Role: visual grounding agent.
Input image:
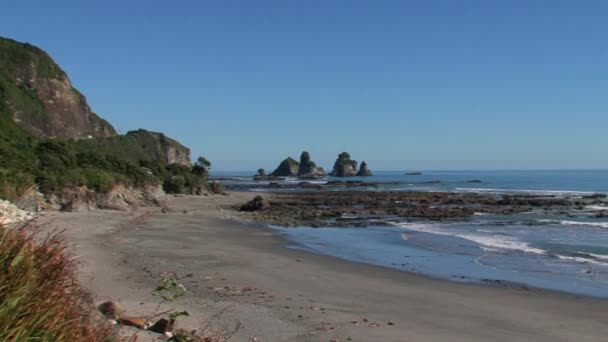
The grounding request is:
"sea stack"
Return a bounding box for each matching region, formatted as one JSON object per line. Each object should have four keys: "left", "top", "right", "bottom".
{"left": 297, "top": 151, "right": 327, "bottom": 179}
{"left": 270, "top": 157, "right": 300, "bottom": 177}
{"left": 329, "top": 152, "right": 358, "bottom": 177}
{"left": 357, "top": 161, "right": 373, "bottom": 176}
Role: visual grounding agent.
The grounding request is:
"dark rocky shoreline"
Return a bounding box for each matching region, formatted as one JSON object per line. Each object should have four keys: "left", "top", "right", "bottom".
{"left": 236, "top": 190, "right": 608, "bottom": 228}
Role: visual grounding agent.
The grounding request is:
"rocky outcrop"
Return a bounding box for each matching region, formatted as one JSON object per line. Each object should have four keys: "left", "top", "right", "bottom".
{"left": 239, "top": 195, "right": 271, "bottom": 212}
{"left": 253, "top": 168, "right": 283, "bottom": 181}
{"left": 48, "top": 185, "right": 166, "bottom": 212}
{"left": 0, "top": 37, "right": 116, "bottom": 139}
{"left": 297, "top": 151, "right": 326, "bottom": 179}
{"left": 329, "top": 152, "right": 358, "bottom": 177}
{"left": 356, "top": 161, "right": 373, "bottom": 176}
{"left": 270, "top": 157, "right": 299, "bottom": 177}
{"left": 125, "top": 129, "right": 191, "bottom": 165}
{"left": 0, "top": 199, "right": 34, "bottom": 225}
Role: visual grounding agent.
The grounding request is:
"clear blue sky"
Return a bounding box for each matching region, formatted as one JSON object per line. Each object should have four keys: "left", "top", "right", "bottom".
{"left": 2, "top": 1, "right": 607, "bottom": 171}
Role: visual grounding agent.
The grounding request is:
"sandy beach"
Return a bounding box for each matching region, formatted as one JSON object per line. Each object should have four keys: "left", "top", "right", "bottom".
{"left": 41, "top": 192, "right": 608, "bottom": 341}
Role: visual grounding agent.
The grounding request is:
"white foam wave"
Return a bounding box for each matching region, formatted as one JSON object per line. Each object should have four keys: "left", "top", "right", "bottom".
{"left": 455, "top": 188, "right": 597, "bottom": 196}
{"left": 587, "top": 253, "right": 608, "bottom": 260}
{"left": 537, "top": 219, "right": 608, "bottom": 229}
{"left": 393, "top": 222, "right": 546, "bottom": 255}
{"left": 586, "top": 205, "right": 608, "bottom": 211}
{"left": 561, "top": 221, "right": 608, "bottom": 228}
{"left": 556, "top": 255, "right": 608, "bottom": 266}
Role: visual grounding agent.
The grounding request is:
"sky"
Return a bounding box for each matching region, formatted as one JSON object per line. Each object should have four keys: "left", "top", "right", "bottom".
{"left": 2, "top": 1, "right": 607, "bottom": 171}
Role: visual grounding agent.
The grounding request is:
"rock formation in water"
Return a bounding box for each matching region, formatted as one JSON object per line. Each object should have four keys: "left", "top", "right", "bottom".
{"left": 270, "top": 157, "right": 300, "bottom": 177}
{"left": 356, "top": 161, "right": 373, "bottom": 176}
{"left": 297, "top": 151, "right": 327, "bottom": 179}
{"left": 329, "top": 152, "right": 358, "bottom": 177}
{"left": 254, "top": 168, "right": 283, "bottom": 181}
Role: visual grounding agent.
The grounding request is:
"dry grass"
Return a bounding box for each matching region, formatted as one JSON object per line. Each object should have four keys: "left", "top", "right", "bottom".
{"left": 0, "top": 222, "right": 115, "bottom": 341}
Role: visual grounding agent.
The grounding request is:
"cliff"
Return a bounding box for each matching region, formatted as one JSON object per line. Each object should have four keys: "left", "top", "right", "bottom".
{"left": 0, "top": 37, "right": 116, "bottom": 139}
{"left": 71, "top": 129, "right": 191, "bottom": 166}
{"left": 0, "top": 37, "right": 198, "bottom": 200}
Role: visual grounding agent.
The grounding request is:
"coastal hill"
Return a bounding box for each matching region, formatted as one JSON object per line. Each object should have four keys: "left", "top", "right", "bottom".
{"left": 0, "top": 37, "right": 116, "bottom": 139}
{"left": 0, "top": 37, "right": 199, "bottom": 202}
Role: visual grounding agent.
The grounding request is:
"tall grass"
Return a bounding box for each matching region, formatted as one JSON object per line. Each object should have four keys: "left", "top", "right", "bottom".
{"left": 0, "top": 223, "right": 115, "bottom": 341}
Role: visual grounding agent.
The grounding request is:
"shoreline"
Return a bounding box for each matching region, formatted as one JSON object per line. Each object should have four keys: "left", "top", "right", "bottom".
{"left": 45, "top": 192, "right": 608, "bottom": 341}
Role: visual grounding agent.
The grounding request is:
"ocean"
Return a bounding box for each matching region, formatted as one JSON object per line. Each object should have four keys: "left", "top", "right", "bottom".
{"left": 215, "top": 170, "right": 608, "bottom": 297}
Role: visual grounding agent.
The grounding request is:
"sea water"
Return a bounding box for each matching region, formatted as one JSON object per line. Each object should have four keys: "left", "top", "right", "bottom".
{"left": 216, "top": 170, "right": 608, "bottom": 297}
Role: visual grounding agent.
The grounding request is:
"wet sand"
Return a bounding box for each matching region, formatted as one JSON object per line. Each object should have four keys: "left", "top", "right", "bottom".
{"left": 43, "top": 193, "right": 608, "bottom": 341}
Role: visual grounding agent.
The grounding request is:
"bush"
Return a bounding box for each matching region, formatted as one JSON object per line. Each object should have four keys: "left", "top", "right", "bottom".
{"left": 80, "top": 168, "right": 115, "bottom": 193}
{"left": 0, "top": 224, "right": 115, "bottom": 341}
{"left": 164, "top": 175, "right": 185, "bottom": 194}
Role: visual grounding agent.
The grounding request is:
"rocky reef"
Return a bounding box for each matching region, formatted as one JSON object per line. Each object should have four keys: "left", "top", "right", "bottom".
{"left": 357, "top": 161, "right": 373, "bottom": 176}
{"left": 254, "top": 169, "right": 283, "bottom": 181}
{"left": 329, "top": 152, "right": 358, "bottom": 177}
{"left": 270, "top": 157, "right": 300, "bottom": 177}
{"left": 235, "top": 191, "right": 599, "bottom": 228}
{"left": 297, "top": 151, "right": 327, "bottom": 179}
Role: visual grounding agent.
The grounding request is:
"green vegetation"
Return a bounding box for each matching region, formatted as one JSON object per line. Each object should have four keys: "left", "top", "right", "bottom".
{"left": 0, "top": 37, "right": 66, "bottom": 80}
{"left": 0, "top": 117, "right": 209, "bottom": 198}
{"left": 0, "top": 36, "right": 208, "bottom": 199}
{"left": 0, "top": 37, "right": 63, "bottom": 138}
{"left": 0, "top": 224, "right": 115, "bottom": 341}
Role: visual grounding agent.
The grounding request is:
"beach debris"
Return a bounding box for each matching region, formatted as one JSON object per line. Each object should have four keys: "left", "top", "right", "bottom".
{"left": 387, "top": 321, "right": 396, "bottom": 326}
{"left": 148, "top": 318, "right": 173, "bottom": 334}
{"left": 117, "top": 316, "right": 150, "bottom": 329}
{"left": 98, "top": 301, "right": 122, "bottom": 320}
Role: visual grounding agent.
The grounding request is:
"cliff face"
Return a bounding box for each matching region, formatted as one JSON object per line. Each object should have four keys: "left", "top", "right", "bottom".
{"left": 0, "top": 37, "right": 116, "bottom": 139}
{"left": 125, "top": 129, "right": 191, "bottom": 165}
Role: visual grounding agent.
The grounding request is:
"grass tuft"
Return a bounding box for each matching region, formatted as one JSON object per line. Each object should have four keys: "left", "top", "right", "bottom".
{"left": 0, "top": 223, "right": 115, "bottom": 341}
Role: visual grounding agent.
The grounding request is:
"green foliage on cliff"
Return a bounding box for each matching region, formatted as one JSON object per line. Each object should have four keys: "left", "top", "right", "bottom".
{"left": 0, "top": 37, "right": 62, "bottom": 135}
{"left": 0, "top": 36, "right": 204, "bottom": 200}
{"left": 72, "top": 129, "right": 190, "bottom": 165}
{"left": 0, "top": 130, "right": 206, "bottom": 199}
{"left": 0, "top": 37, "right": 65, "bottom": 80}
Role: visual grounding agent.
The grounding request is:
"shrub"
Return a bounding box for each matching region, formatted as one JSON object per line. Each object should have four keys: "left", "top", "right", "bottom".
{"left": 164, "top": 175, "right": 185, "bottom": 194}
{"left": 0, "top": 223, "right": 115, "bottom": 341}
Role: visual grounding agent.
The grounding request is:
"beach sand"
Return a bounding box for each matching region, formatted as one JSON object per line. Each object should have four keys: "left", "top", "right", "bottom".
{"left": 41, "top": 192, "right": 608, "bottom": 341}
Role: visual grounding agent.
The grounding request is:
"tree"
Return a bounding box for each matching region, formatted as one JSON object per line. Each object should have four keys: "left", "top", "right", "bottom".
{"left": 196, "top": 157, "right": 211, "bottom": 170}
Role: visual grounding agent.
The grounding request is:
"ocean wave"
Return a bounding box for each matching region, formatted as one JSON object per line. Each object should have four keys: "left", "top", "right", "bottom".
{"left": 585, "top": 205, "right": 608, "bottom": 211}
{"left": 555, "top": 255, "right": 608, "bottom": 266}
{"left": 561, "top": 221, "right": 608, "bottom": 229}
{"left": 455, "top": 188, "right": 598, "bottom": 196}
{"left": 392, "top": 222, "right": 547, "bottom": 255}
{"left": 537, "top": 220, "right": 608, "bottom": 229}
